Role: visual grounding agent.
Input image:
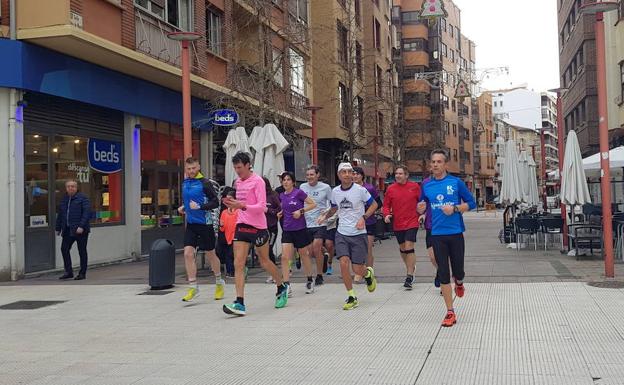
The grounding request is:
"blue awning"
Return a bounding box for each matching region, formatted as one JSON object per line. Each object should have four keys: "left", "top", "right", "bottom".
{"left": 0, "top": 39, "right": 213, "bottom": 129}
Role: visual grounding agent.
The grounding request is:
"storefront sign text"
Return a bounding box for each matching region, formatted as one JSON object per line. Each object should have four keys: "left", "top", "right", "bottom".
{"left": 88, "top": 139, "right": 122, "bottom": 173}
{"left": 212, "top": 109, "right": 239, "bottom": 126}
{"left": 67, "top": 163, "right": 90, "bottom": 183}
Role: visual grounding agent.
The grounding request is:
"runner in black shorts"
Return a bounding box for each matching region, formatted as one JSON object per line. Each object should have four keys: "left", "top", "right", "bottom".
{"left": 178, "top": 157, "right": 224, "bottom": 302}
{"left": 222, "top": 152, "right": 288, "bottom": 316}
{"left": 419, "top": 149, "right": 476, "bottom": 327}
{"left": 317, "top": 163, "right": 378, "bottom": 310}
{"left": 353, "top": 167, "right": 382, "bottom": 283}
{"left": 278, "top": 172, "right": 317, "bottom": 295}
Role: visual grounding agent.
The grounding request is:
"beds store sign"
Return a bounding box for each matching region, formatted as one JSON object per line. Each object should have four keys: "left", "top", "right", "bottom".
{"left": 88, "top": 139, "right": 122, "bottom": 173}
{"left": 213, "top": 109, "right": 239, "bottom": 126}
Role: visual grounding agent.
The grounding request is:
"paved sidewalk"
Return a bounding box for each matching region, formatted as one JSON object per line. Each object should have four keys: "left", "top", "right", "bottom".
{"left": 1, "top": 282, "right": 624, "bottom": 385}
{"left": 8, "top": 211, "right": 622, "bottom": 286}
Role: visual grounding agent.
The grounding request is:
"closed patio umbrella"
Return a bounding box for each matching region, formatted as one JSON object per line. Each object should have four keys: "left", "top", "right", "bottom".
{"left": 223, "top": 126, "right": 250, "bottom": 187}
{"left": 500, "top": 140, "right": 523, "bottom": 205}
{"left": 560, "top": 130, "right": 591, "bottom": 222}
{"left": 518, "top": 151, "right": 530, "bottom": 203}
{"left": 527, "top": 155, "right": 540, "bottom": 207}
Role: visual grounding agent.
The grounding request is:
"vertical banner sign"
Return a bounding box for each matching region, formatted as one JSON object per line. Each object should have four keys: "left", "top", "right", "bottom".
{"left": 88, "top": 139, "right": 123, "bottom": 173}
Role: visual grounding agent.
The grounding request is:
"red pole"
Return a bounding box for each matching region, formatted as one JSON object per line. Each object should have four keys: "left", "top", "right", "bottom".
{"left": 556, "top": 92, "right": 568, "bottom": 249}
{"left": 541, "top": 128, "right": 547, "bottom": 211}
{"left": 595, "top": 12, "right": 615, "bottom": 277}
{"left": 311, "top": 108, "right": 318, "bottom": 165}
{"left": 181, "top": 40, "right": 192, "bottom": 158}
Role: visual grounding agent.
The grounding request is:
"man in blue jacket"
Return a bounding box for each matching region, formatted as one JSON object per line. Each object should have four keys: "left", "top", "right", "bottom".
{"left": 56, "top": 180, "right": 91, "bottom": 280}
{"left": 418, "top": 149, "right": 476, "bottom": 327}
{"left": 177, "top": 157, "right": 224, "bottom": 302}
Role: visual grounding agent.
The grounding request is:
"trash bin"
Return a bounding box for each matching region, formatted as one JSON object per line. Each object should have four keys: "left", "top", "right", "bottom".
{"left": 149, "top": 239, "right": 175, "bottom": 290}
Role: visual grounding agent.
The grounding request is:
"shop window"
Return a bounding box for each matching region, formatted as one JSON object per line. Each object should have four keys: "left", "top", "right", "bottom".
{"left": 52, "top": 135, "right": 124, "bottom": 225}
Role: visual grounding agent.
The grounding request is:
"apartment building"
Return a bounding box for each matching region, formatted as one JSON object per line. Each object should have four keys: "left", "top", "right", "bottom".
{"left": 603, "top": 4, "right": 624, "bottom": 148}
{"left": 541, "top": 92, "right": 559, "bottom": 194}
{"left": 557, "top": 0, "right": 597, "bottom": 157}
{"left": 472, "top": 92, "right": 496, "bottom": 203}
{"left": 392, "top": 0, "right": 476, "bottom": 184}
{"left": 0, "top": 0, "right": 312, "bottom": 279}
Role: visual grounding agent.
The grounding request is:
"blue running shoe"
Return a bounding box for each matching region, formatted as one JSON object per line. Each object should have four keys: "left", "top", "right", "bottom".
{"left": 223, "top": 302, "right": 246, "bottom": 316}
{"left": 326, "top": 265, "right": 333, "bottom": 275}
{"left": 434, "top": 276, "right": 441, "bottom": 288}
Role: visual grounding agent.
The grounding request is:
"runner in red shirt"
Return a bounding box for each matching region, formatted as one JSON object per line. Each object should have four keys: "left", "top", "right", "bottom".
{"left": 382, "top": 165, "right": 421, "bottom": 289}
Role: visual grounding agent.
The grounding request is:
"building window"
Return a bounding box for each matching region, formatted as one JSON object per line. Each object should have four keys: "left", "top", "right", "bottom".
{"left": 441, "top": 18, "right": 447, "bottom": 32}
{"left": 450, "top": 49, "right": 455, "bottom": 63}
{"left": 356, "top": 96, "right": 364, "bottom": 135}
{"left": 465, "top": 152, "right": 471, "bottom": 164}
{"left": 377, "top": 112, "right": 384, "bottom": 144}
{"left": 135, "top": 0, "right": 193, "bottom": 30}
{"left": 452, "top": 149, "right": 458, "bottom": 161}
{"left": 452, "top": 100, "right": 456, "bottom": 112}
{"left": 620, "top": 62, "right": 624, "bottom": 104}
{"left": 449, "top": 24, "right": 454, "bottom": 37}
{"left": 441, "top": 43, "right": 447, "bottom": 57}
{"left": 355, "top": 0, "right": 361, "bottom": 26}
{"left": 444, "top": 121, "right": 450, "bottom": 134}
{"left": 206, "top": 8, "right": 222, "bottom": 55}
{"left": 374, "top": 18, "right": 381, "bottom": 50}
{"left": 356, "top": 42, "right": 363, "bottom": 80}
{"left": 402, "top": 38, "right": 427, "bottom": 51}
{"left": 289, "top": 0, "right": 308, "bottom": 23}
{"left": 376, "top": 65, "right": 383, "bottom": 97}
{"left": 500, "top": 100, "right": 503, "bottom": 107}
{"left": 401, "top": 11, "right": 421, "bottom": 24}
{"left": 272, "top": 47, "right": 284, "bottom": 86}
{"left": 339, "top": 82, "right": 348, "bottom": 127}
{"left": 452, "top": 123, "right": 457, "bottom": 136}
{"left": 289, "top": 48, "right": 305, "bottom": 95}
{"left": 337, "top": 21, "right": 349, "bottom": 65}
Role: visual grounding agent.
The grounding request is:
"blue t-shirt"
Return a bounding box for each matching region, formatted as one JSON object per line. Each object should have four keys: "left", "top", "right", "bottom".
{"left": 421, "top": 174, "right": 476, "bottom": 236}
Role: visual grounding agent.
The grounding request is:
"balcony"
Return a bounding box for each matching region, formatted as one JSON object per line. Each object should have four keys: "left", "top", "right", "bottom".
{"left": 135, "top": 10, "right": 202, "bottom": 73}
{"left": 288, "top": 91, "right": 311, "bottom": 121}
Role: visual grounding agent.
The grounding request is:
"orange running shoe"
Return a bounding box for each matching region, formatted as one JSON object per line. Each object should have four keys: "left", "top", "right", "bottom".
{"left": 442, "top": 311, "right": 457, "bottom": 327}
{"left": 454, "top": 280, "right": 465, "bottom": 298}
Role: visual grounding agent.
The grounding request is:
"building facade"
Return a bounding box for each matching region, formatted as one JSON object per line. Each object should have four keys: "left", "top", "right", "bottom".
{"left": 0, "top": 0, "right": 312, "bottom": 279}
{"left": 392, "top": 0, "right": 476, "bottom": 184}
{"left": 472, "top": 93, "right": 496, "bottom": 204}
{"left": 557, "top": 0, "right": 598, "bottom": 157}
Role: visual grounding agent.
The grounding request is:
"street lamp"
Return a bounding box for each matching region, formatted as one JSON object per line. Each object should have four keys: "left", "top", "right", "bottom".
{"left": 167, "top": 31, "right": 202, "bottom": 158}
{"left": 580, "top": 1, "right": 618, "bottom": 278}
{"left": 303, "top": 105, "right": 323, "bottom": 165}
{"left": 549, "top": 86, "right": 569, "bottom": 251}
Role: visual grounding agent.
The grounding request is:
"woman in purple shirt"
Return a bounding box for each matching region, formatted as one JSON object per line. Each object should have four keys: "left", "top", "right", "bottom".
{"left": 277, "top": 172, "right": 317, "bottom": 295}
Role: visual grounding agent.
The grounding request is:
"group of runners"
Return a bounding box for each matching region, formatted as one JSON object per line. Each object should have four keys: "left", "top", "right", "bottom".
{"left": 178, "top": 148, "right": 475, "bottom": 327}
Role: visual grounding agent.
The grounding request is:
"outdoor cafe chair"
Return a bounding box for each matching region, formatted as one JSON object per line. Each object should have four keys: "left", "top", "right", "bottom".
{"left": 515, "top": 217, "right": 541, "bottom": 251}
{"left": 540, "top": 217, "right": 564, "bottom": 251}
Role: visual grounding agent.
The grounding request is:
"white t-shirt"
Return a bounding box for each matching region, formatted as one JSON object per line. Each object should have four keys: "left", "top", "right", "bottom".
{"left": 300, "top": 182, "right": 332, "bottom": 228}
{"left": 331, "top": 183, "right": 373, "bottom": 236}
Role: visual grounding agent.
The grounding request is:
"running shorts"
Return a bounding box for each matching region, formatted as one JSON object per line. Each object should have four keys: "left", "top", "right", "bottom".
{"left": 335, "top": 233, "right": 368, "bottom": 265}
{"left": 282, "top": 228, "right": 313, "bottom": 249}
{"left": 307, "top": 226, "right": 327, "bottom": 240}
{"left": 184, "top": 223, "right": 216, "bottom": 251}
{"left": 430, "top": 233, "right": 465, "bottom": 285}
{"left": 395, "top": 227, "right": 418, "bottom": 245}
{"left": 233, "top": 224, "right": 269, "bottom": 247}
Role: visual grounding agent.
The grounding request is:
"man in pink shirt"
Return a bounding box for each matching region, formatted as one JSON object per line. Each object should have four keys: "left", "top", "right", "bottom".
{"left": 222, "top": 152, "right": 288, "bottom": 316}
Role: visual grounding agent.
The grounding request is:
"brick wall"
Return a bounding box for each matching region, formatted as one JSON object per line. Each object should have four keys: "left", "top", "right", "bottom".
{"left": 1, "top": 0, "right": 9, "bottom": 26}
{"left": 121, "top": 0, "right": 135, "bottom": 49}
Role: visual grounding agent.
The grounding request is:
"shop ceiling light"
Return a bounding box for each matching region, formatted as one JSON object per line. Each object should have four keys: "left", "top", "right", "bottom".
{"left": 52, "top": 148, "right": 59, "bottom": 153}
{"left": 74, "top": 139, "right": 80, "bottom": 144}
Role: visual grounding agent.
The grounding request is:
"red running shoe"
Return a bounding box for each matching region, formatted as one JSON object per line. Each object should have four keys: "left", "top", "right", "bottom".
{"left": 454, "top": 280, "right": 465, "bottom": 298}
{"left": 442, "top": 311, "right": 457, "bottom": 327}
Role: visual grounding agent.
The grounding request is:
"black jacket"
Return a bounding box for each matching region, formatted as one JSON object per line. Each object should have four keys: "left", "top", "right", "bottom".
{"left": 56, "top": 192, "right": 91, "bottom": 236}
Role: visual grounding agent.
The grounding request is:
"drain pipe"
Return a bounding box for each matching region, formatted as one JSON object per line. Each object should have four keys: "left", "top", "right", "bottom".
{"left": 8, "top": 89, "right": 19, "bottom": 280}
{"left": 10, "top": 0, "right": 16, "bottom": 39}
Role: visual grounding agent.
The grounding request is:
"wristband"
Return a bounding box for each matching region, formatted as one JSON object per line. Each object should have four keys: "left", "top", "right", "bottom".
{"left": 453, "top": 205, "right": 460, "bottom": 213}
{"left": 299, "top": 209, "right": 305, "bottom": 215}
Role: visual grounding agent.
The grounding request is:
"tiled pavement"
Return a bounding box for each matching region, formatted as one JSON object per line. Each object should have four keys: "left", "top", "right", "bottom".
{"left": 1, "top": 281, "right": 623, "bottom": 385}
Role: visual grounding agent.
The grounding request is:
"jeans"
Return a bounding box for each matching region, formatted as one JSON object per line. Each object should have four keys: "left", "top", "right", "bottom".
{"left": 61, "top": 232, "right": 89, "bottom": 276}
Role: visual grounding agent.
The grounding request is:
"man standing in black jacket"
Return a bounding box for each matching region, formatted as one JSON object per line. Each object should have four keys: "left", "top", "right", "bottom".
{"left": 55, "top": 180, "right": 91, "bottom": 280}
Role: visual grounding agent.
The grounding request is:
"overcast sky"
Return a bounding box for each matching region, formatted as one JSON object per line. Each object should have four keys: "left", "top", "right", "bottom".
{"left": 452, "top": 0, "right": 560, "bottom": 93}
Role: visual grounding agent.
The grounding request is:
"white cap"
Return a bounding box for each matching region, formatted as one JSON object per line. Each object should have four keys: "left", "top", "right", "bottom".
{"left": 337, "top": 162, "right": 353, "bottom": 172}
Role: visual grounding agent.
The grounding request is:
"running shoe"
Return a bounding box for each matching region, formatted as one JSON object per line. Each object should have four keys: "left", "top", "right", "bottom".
{"left": 275, "top": 285, "right": 288, "bottom": 308}
{"left": 441, "top": 311, "right": 457, "bottom": 327}
{"left": 454, "top": 280, "right": 465, "bottom": 298}
{"left": 326, "top": 265, "right": 333, "bottom": 275}
{"left": 223, "top": 302, "right": 246, "bottom": 316}
{"left": 182, "top": 287, "right": 199, "bottom": 302}
{"left": 434, "top": 276, "right": 441, "bottom": 288}
{"left": 305, "top": 280, "right": 315, "bottom": 294}
{"left": 265, "top": 276, "right": 275, "bottom": 284}
{"left": 403, "top": 276, "right": 413, "bottom": 290}
{"left": 315, "top": 275, "right": 324, "bottom": 286}
{"left": 214, "top": 281, "right": 225, "bottom": 300}
{"left": 322, "top": 253, "right": 329, "bottom": 273}
{"left": 287, "top": 283, "right": 293, "bottom": 298}
{"left": 343, "top": 296, "right": 359, "bottom": 310}
{"left": 295, "top": 256, "right": 302, "bottom": 270}
{"left": 365, "top": 267, "right": 377, "bottom": 293}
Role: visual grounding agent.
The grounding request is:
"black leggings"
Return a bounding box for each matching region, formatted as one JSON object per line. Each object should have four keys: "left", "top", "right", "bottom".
{"left": 431, "top": 234, "right": 465, "bottom": 285}
{"left": 268, "top": 226, "right": 278, "bottom": 264}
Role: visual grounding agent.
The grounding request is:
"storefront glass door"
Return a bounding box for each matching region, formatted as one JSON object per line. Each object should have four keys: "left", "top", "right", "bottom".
{"left": 24, "top": 132, "right": 55, "bottom": 272}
